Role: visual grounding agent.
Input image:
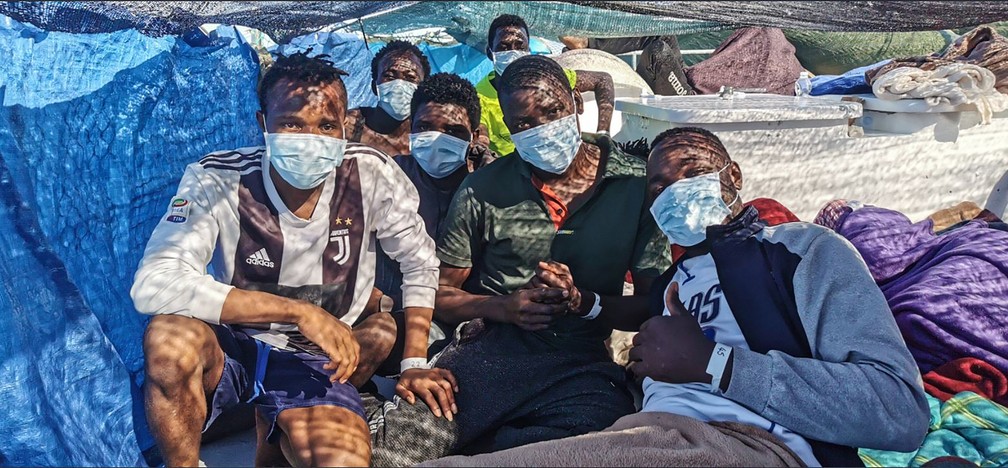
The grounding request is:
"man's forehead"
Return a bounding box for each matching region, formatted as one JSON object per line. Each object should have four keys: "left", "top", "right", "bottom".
{"left": 496, "top": 26, "right": 528, "bottom": 40}
{"left": 417, "top": 102, "right": 470, "bottom": 126}
{"left": 381, "top": 52, "right": 421, "bottom": 71}
{"left": 267, "top": 79, "right": 345, "bottom": 114}
{"left": 504, "top": 82, "right": 568, "bottom": 102}
{"left": 650, "top": 143, "right": 725, "bottom": 171}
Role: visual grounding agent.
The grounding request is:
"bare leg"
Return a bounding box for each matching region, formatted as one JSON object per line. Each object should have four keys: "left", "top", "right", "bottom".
{"left": 254, "top": 312, "right": 394, "bottom": 466}
{"left": 255, "top": 407, "right": 291, "bottom": 467}
{"left": 143, "top": 315, "right": 225, "bottom": 467}
{"left": 276, "top": 406, "right": 371, "bottom": 467}
{"left": 349, "top": 311, "right": 396, "bottom": 388}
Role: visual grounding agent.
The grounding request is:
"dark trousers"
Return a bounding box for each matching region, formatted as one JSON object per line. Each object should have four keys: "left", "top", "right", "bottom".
{"left": 367, "top": 320, "right": 635, "bottom": 466}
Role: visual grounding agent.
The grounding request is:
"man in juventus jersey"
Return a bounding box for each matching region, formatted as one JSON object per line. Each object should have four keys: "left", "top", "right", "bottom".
{"left": 131, "top": 52, "right": 449, "bottom": 467}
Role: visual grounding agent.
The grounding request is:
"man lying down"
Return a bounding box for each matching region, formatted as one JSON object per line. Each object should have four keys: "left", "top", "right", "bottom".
{"left": 421, "top": 127, "right": 930, "bottom": 467}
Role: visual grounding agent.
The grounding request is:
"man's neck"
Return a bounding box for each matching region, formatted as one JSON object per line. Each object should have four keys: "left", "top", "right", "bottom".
{"left": 430, "top": 165, "right": 469, "bottom": 192}
{"left": 363, "top": 107, "right": 410, "bottom": 136}
{"left": 269, "top": 166, "right": 324, "bottom": 220}
{"left": 533, "top": 142, "right": 604, "bottom": 205}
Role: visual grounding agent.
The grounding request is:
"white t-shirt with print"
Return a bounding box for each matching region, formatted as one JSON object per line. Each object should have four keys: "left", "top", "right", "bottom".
{"left": 641, "top": 253, "right": 820, "bottom": 466}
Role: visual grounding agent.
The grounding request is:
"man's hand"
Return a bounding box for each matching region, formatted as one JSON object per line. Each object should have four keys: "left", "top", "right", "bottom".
{"left": 467, "top": 142, "right": 498, "bottom": 171}
{"left": 396, "top": 368, "right": 460, "bottom": 421}
{"left": 559, "top": 35, "right": 589, "bottom": 51}
{"left": 496, "top": 287, "right": 569, "bottom": 331}
{"left": 527, "top": 261, "right": 588, "bottom": 316}
{"left": 628, "top": 283, "right": 715, "bottom": 385}
{"left": 296, "top": 305, "right": 361, "bottom": 385}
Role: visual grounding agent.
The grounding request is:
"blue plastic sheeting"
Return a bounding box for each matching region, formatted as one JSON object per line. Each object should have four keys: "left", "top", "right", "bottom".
{"left": 273, "top": 31, "right": 379, "bottom": 110}
{"left": 0, "top": 14, "right": 262, "bottom": 465}
{"left": 369, "top": 41, "right": 494, "bottom": 86}
{"left": 279, "top": 33, "right": 494, "bottom": 105}
{"left": 810, "top": 60, "right": 892, "bottom": 96}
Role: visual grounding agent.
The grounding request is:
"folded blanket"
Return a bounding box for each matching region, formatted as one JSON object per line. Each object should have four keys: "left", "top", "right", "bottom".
{"left": 869, "top": 27, "right": 1008, "bottom": 94}
{"left": 831, "top": 206, "right": 1008, "bottom": 376}
{"left": 860, "top": 392, "right": 1008, "bottom": 467}
{"left": 927, "top": 202, "right": 984, "bottom": 233}
{"left": 924, "top": 358, "right": 1008, "bottom": 407}
{"left": 419, "top": 412, "right": 804, "bottom": 467}
{"left": 870, "top": 63, "right": 1008, "bottom": 123}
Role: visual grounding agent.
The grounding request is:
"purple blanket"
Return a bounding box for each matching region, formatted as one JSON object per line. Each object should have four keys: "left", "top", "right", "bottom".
{"left": 834, "top": 207, "right": 1008, "bottom": 375}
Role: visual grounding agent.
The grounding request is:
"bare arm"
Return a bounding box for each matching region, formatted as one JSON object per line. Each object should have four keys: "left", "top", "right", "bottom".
{"left": 435, "top": 264, "right": 568, "bottom": 329}
{"left": 219, "top": 288, "right": 360, "bottom": 384}
{"left": 434, "top": 265, "right": 510, "bottom": 326}
{"left": 531, "top": 261, "right": 654, "bottom": 332}
{"left": 574, "top": 70, "right": 615, "bottom": 133}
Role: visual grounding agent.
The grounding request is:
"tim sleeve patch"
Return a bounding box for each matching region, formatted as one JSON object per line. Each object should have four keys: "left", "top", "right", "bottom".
{"left": 166, "top": 197, "right": 190, "bottom": 223}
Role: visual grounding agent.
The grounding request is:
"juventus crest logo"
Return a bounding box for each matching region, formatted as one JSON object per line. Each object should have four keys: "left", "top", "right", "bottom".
{"left": 330, "top": 229, "right": 351, "bottom": 265}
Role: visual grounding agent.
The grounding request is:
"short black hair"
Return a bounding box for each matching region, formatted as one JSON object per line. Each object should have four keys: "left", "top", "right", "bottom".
{"left": 258, "top": 51, "right": 348, "bottom": 112}
{"left": 498, "top": 55, "right": 570, "bottom": 98}
{"left": 410, "top": 73, "right": 481, "bottom": 130}
{"left": 650, "top": 127, "right": 731, "bottom": 165}
{"left": 370, "top": 40, "right": 431, "bottom": 82}
{"left": 487, "top": 14, "right": 529, "bottom": 50}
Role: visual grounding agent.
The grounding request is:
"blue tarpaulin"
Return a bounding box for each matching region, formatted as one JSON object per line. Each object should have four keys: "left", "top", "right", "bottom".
{"left": 0, "top": 15, "right": 263, "bottom": 465}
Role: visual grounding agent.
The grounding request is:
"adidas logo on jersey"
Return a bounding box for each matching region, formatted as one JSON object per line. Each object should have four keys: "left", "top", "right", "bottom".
{"left": 246, "top": 248, "right": 275, "bottom": 268}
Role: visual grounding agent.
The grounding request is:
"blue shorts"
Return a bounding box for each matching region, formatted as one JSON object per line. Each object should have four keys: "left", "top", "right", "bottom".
{"left": 205, "top": 325, "right": 365, "bottom": 442}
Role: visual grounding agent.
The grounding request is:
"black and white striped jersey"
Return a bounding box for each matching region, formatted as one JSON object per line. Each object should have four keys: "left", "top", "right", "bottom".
{"left": 131, "top": 143, "right": 439, "bottom": 352}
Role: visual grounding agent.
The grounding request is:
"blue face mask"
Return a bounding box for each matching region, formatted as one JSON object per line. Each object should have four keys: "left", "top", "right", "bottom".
{"left": 265, "top": 131, "right": 347, "bottom": 190}
{"left": 511, "top": 113, "right": 582, "bottom": 174}
{"left": 376, "top": 79, "right": 418, "bottom": 121}
{"left": 409, "top": 131, "right": 471, "bottom": 178}
{"left": 493, "top": 49, "right": 530, "bottom": 76}
{"left": 649, "top": 163, "right": 740, "bottom": 247}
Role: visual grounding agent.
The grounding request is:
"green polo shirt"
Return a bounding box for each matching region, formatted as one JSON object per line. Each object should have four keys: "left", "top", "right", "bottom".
{"left": 437, "top": 133, "right": 671, "bottom": 350}
{"left": 476, "top": 68, "right": 579, "bottom": 157}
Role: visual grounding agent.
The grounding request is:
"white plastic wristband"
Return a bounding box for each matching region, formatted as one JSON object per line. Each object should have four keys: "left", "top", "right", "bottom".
{"left": 400, "top": 357, "right": 430, "bottom": 374}
{"left": 706, "top": 343, "right": 732, "bottom": 394}
{"left": 581, "top": 292, "right": 602, "bottom": 320}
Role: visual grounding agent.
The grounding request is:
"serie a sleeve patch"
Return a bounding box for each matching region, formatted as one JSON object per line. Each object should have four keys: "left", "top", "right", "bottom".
{"left": 166, "top": 197, "right": 190, "bottom": 223}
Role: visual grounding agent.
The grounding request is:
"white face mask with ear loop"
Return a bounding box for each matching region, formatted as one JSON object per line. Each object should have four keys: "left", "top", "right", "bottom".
{"left": 376, "top": 79, "right": 418, "bottom": 121}
{"left": 264, "top": 127, "right": 348, "bottom": 190}
{"left": 510, "top": 92, "right": 583, "bottom": 174}
{"left": 409, "top": 130, "right": 471, "bottom": 178}
{"left": 649, "top": 162, "right": 742, "bottom": 247}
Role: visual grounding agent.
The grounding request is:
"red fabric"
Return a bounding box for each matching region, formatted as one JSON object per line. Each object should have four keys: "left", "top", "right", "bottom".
{"left": 748, "top": 197, "right": 800, "bottom": 225}
{"left": 922, "top": 357, "right": 1008, "bottom": 405}
{"left": 670, "top": 198, "right": 799, "bottom": 263}
{"left": 531, "top": 175, "right": 569, "bottom": 230}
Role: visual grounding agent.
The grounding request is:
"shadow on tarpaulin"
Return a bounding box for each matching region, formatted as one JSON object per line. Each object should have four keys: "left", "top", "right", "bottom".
{"left": 0, "top": 14, "right": 266, "bottom": 466}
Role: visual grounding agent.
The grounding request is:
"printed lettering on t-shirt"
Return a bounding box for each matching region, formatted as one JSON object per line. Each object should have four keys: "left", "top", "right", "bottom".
{"left": 685, "top": 284, "right": 722, "bottom": 324}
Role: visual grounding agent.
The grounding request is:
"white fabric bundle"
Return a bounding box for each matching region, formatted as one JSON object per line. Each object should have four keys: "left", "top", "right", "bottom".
{"left": 872, "top": 63, "right": 1008, "bottom": 123}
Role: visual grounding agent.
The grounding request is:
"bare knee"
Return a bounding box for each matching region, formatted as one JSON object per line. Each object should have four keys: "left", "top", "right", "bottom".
{"left": 143, "top": 315, "right": 219, "bottom": 390}
{"left": 278, "top": 406, "right": 371, "bottom": 467}
{"left": 354, "top": 312, "right": 397, "bottom": 360}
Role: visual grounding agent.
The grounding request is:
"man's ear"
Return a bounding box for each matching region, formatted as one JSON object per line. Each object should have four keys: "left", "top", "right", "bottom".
{"left": 729, "top": 161, "right": 743, "bottom": 192}
{"left": 486, "top": 46, "right": 494, "bottom": 61}
{"left": 371, "top": 78, "right": 378, "bottom": 96}
{"left": 573, "top": 91, "right": 584, "bottom": 115}
{"left": 256, "top": 111, "right": 266, "bottom": 132}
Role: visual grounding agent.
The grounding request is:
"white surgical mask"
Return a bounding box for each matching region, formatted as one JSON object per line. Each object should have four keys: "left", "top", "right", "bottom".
{"left": 410, "top": 131, "right": 471, "bottom": 178}
{"left": 493, "top": 49, "right": 530, "bottom": 76}
{"left": 376, "top": 79, "right": 417, "bottom": 121}
{"left": 649, "top": 163, "right": 740, "bottom": 247}
{"left": 265, "top": 131, "right": 347, "bottom": 190}
{"left": 511, "top": 113, "right": 582, "bottom": 174}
